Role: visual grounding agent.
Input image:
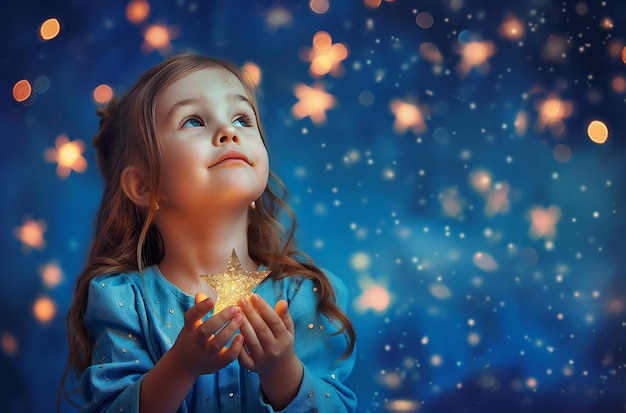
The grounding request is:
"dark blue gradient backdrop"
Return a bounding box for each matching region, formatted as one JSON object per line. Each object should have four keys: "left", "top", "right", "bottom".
{"left": 2, "top": 1, "right": 625, "bottom": 412}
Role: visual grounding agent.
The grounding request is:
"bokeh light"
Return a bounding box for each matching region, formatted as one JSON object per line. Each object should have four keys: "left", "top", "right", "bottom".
{"left": 291, "top": 82, "right": 336, "bottom": 124}
{"left": 415, "top": 12, "right": 434, "bottom": 29}
{"left": 93, "top": 84, "right": 113, "bottom": 104}
{"left": 44, "top": 135, "right": 88, "bottom": 178}
{"left": 142, "top": 24, "right": 176, "bottom": 54}
{"left": 302, "top": 31, "right": 349, "bottom": 78}
{"left": 587, "top": 120, "right": 609, "bottom": 144}
{"left": 2, "top": 1, "right": 626, "bottom": 412}
{"left": 498, "top": 14, "right": 525, "bottom": 40}
{"left": 126, "top": 0, "right": 150, "bottom": 24}
{"left": 241, "top": 62, "right": 261, "bottom": 88}
{"left": 39, "top": 18, "right": 60, "bottom": 40}
{"left": 33, "top": 296, "right": 56, "bottom": 324}
{"left": 14, "top": 217, "right": 46, "bottom": 251}
{"left": 390, "top": 98, "right": 426, "bottom": 134}
{"left": 12, "top": 79, "right": 31, "bottom": 102}
{"left": 458, "top": 40, "right": 496, "bottom": 76}
{"left": 1, "top": 333, "right": 18, "bottom": 356}
{"left": 309, "top": 0, "right": 329, "bottom": 14}
{"left": 40, "top": 262, "right": 63, "bottom": 288}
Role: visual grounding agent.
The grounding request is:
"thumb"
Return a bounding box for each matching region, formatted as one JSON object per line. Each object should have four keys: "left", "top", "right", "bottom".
{"left": 191, "top": 293, "right": 211, "bottom": 328}
{"left": 195, "top": 292, "right": 208, "bottom": 305}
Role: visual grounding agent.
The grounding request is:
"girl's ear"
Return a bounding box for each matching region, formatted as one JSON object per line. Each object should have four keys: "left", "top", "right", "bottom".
{"left": 121, "top": 166, "right": 151, "bottom": 207}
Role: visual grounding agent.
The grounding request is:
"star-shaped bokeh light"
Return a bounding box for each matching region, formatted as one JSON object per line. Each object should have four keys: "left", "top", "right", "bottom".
{"left": 536, "top": 94, "right": 573, "bottom": 136}
{"left": 199, "top": 250, "right": 271, "bottom": 313}
{"left": 291, "top": 82, "right": 336, "bottom": 124}
{"left": 390, "top": 98, "right": 426, "bottom": 134}
{"left": 14, "top": 217, "right": 47, "bottom": 251}
{"left": 458, "top": 40, "right": 496, "bottom": 76}
{"left": 301, "top": 31, "right": 349, "bottom": 77}
{"left": 528, "top": 205, "right": 561, "bottom": 240}
{"left": 44, "top": 135, "right": 87, "bottom": 179}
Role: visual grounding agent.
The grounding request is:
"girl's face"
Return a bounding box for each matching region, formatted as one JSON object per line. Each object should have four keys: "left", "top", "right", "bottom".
{"left": 154, "top": 67, "right": 269, "bottom": 215}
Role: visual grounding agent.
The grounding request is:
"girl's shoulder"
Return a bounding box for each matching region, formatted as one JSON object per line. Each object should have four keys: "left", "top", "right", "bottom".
{"left": 87, "top": 266, "right": 162, "bottom": 306}
{"left": 91, "top": 268, "right": 144, "bottom": 286}
{"left": 258, "top": 267, "right": 349, "bottom": 314}
{"left": 283, "top": 268, "right": 348, "bottom": 301}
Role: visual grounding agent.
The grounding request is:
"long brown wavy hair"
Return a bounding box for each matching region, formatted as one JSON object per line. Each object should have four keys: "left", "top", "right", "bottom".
{"left": 58, "top": 54, "right": 355, "bottom": 409}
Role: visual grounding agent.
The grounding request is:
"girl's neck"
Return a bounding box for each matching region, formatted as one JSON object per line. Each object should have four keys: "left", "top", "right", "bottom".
{"left": 155, "top": 209, "right": 256, "bottom": 295}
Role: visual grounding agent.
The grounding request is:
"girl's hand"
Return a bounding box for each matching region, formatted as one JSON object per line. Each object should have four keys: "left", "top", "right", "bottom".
{"left": 169, "top": 293, "right": 245, "bottom": 378}
{"left": 237, "top": 294, "right": 303, "bottom": 409}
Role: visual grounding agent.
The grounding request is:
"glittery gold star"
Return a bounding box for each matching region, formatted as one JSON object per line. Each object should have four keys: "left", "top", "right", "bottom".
{"left": 199, "top": 250, "right": 271, "bottom": 313}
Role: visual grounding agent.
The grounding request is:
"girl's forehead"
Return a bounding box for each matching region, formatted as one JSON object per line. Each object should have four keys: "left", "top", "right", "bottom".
{"left": 157, "top": 67, "right": 247, "bottom": 106}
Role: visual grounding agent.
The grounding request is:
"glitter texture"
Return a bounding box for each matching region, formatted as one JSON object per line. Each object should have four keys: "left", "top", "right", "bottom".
{"left": 199, "top": 249, "right": 271, "bottom": 313}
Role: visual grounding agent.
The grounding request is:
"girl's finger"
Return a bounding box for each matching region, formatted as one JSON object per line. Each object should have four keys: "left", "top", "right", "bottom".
{"left": 195, "top": 292, "right": 208, "bottom": 305}
{"left": 197, "top": 305, "right": 239, "bottom": 337}
{"left": 213, "top": 335, "right": 245, "bottom": 369}
{"left": 238, "top": 313, "right": 263, "bottom": 355}
{"left": 203, "top": 311, "right": 244, "bottom": 354}
{"left": 250, "top": 294, "right": 285, "bottom": 337}
{"left": 275, "top": 300, "right": 294, "bottom": 334}
{"left": 185, "top": 295, "right": 214, "bottom": 329}
{"left": 237, "top": 337, "right": 255, "bottom": 370}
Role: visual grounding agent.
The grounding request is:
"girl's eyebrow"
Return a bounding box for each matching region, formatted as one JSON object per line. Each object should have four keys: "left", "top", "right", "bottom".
{"left": 165, "top": 94, "right": 255, "bottom": 121}
{"left": 165, "top": 97, "right": 200, "bottom": 121}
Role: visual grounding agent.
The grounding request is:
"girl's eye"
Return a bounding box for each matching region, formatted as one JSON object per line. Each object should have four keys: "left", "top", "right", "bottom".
{"left": 182, "top": 117, "right": 203, "bottom": 128}
{"left": 232, "top": 115, "right": 251, "bottom": 127}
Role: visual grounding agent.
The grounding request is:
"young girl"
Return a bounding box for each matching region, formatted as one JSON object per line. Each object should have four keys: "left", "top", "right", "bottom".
{"left": 59, "top": 54, "right": 356, "bottom": 412}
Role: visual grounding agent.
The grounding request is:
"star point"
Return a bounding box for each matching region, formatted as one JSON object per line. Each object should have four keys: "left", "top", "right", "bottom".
{"left": 199, "top": 250, "right": 271, "bottom": 313}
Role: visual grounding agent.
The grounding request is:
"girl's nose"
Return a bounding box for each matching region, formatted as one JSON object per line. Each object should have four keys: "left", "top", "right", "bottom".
{"left": 214, "top": 124, "right": 240, "bottom": 145}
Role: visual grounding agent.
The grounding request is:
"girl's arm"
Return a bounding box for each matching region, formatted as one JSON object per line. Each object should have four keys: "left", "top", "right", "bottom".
{"left": 241, "top": 272, "right": 358, "bottom": 412}
{"left": 80, "top": 277, "right": 243, "bottom": 413}
{"left": 237, "top": 296, "right": 303, "bottom": 409}
{"left": 139, "top": 295, "right": 244, "bottom": 413}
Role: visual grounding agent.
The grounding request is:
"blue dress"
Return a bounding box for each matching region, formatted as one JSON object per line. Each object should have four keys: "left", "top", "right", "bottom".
{"left": 78, "top": 265, "right": 357, "bottom": 412}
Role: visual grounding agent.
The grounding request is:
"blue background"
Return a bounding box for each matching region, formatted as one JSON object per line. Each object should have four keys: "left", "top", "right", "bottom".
{"left": 1, "top": 0, "right": 625, "bottom": 412}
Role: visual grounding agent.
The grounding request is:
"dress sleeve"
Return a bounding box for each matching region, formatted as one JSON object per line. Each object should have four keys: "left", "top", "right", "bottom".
{"left": 78, "top": 274, "right": 152, "bottom": 413}
{"left": 259, "top": 270, "right": 358, "bottom": 412}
